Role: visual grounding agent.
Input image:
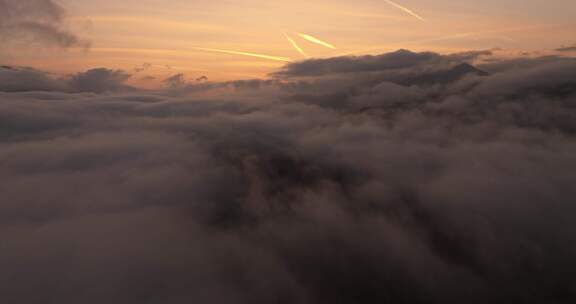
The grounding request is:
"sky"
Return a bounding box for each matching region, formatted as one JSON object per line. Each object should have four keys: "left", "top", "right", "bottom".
{"left": 1, "top": 0, "right": 575, "bottom": 85}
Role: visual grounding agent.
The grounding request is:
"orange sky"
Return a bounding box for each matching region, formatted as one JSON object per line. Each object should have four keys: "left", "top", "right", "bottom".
{"left": 3, "top": 0, "right": 576, "bottom": 86}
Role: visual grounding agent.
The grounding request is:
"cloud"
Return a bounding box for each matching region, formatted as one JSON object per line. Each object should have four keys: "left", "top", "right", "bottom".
{"left": 478, "top": 55, "right": 575, "bottom": 73}
{"left": 163, "top": 73, "right": 188, "bottom": 89}
{"left": 0, "top": 0, "right": 89, "bottom": 49}
{"left": 555, "top": 44, "right": 576, "bottom": 52}
{"left": 68, "top": 68, "right": 133, "bottom": 93}
{"left": 0, "top": 66, "right": 133, "bottom": 93}
{"left": 273, "top": 49, "right": 491, "bottom": 77}
{"left": 0, "top": 66, "right": 64, "bottom": 92}
{"left": 0, "top": 50, "right": 576, "bottom": 303}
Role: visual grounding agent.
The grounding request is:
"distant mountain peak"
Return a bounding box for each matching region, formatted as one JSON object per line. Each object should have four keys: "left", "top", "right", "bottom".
{"left": 451, "top": 62, "right": 489, "bottom": 76}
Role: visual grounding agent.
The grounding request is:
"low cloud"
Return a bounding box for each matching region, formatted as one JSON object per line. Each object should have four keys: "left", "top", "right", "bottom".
{"left": 163, "top": 73, "right": 188, "bottom": 89}
{"left": 0, "top": 66, "right": 132, "bottom": 93}
{"left": 556, "top": 44, "right": 576, "bottom": 52}
{"left": 0, "top": 66, "right": 64, "bottom": 92}
{"left": 68, "top": 68, "right": 133, "bottom": 93}
{"left": 273, "top": 49, "right": 491, "bottom": 77}
{"left": 0, "top": 50, "right": 575, "bottom": 303}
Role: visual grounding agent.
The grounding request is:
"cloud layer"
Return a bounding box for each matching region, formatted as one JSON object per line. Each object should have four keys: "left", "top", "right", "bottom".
{"left": 1, "top": 50, "right": 576, "bottom": 303}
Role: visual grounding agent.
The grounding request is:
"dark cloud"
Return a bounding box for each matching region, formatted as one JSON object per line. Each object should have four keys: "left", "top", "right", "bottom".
{"left": 273, "top": 49, "right": 491, "bottom": 77}
{"left": 0, "top": 66, "right": 133, "bottom": 93}
{"left": 163, "top": 73, "right": 188, "bottom": 89}
{"left": 0, "top": 66, "right": 64, "bottom": 92}
{"left": 68, "top": 68, "right": 133, "bottom": 93}
{"left": 0, "top": 50, "right": 576, "bottom": 304}
{"left": 556, "top": 44, "right": 576, "bottom": 52}
{"left": 479, "top": 55, "right": 576, "bottom": 73}
{"left": 0, "top": 0, "right": 89, "bottom": 49}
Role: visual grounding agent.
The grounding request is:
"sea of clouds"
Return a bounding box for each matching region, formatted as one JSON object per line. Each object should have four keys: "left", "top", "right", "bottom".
{"left": 1, "top": 48, "right": 576, "bottom": 303}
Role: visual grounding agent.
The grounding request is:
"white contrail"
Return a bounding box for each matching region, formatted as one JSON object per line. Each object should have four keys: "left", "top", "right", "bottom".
{"left": 284, "top": 33, "right": 308, "bottom": 57}
{"left": 384, "top": 0, "right": 425, "bottom": 21}
{"left": 191, "top": 47, "right": 292, "bottom": 62}
{"left": 296, "top": 32, "right": 336, "bottom": 49}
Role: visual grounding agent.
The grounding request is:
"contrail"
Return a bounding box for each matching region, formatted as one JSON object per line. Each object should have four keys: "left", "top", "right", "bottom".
{"left": 191, "top": 47, "right": 292, "bottom": 62}
{"left": 284, "top": 33, "right": 308, "bottom": 57}
{"left": 384, "top": 0, "right": 425, "bottom": 21}
{"left": 296, "top": 32, "right": 336, "bottom": 49}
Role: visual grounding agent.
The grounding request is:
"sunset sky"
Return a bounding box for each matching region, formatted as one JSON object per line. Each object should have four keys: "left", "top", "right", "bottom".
{"left": 2, "top": 1, "right": 576, "bottom": 302}
{"left": 2, "top": 0, "right": 576, "bottom": 84}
